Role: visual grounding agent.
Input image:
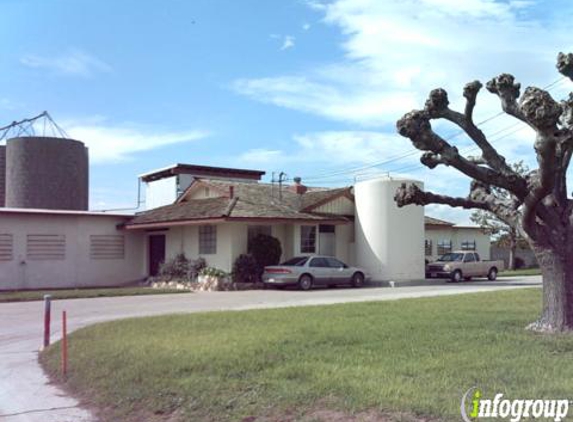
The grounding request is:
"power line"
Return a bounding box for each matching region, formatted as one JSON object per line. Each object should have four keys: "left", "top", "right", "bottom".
{"left": 301, "top": 76, "right": 567, "bottom": 183}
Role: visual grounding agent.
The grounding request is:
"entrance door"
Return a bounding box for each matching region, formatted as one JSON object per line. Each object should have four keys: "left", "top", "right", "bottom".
{"left": 148, "top": 234, "right": 166, "bottom": 276}
{"left": 318, "top": 224, "right": 335, "bottom": 256}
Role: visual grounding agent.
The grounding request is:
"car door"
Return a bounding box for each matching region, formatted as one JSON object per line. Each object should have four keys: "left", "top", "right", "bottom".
{"left": 463, "top": 252, "right": 476, "bottom": 276}
{"left": 326, "top": 257, "right": 352, "bottom": 284}
{"left": 308, "top": 257, "right": 331, "bottom": 285}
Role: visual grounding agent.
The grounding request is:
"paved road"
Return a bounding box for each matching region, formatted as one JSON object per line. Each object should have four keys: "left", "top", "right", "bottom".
{"left": 0, "top": 277, "right": 541, "bottom": 422}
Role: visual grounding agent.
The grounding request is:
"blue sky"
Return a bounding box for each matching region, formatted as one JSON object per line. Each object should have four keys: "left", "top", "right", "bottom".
{"left": 1, "top": 0, "right": 573, "bottom": 223}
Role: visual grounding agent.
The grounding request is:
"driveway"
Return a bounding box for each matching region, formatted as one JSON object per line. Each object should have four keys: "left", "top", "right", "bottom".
{"left": 0, "top": 276, "right": 540, "bottom": 422}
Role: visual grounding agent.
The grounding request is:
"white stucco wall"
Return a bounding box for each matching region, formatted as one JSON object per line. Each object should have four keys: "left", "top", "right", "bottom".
{"left": 425, "top": 226, "right": 490, "bottom": 262}
{"left": 354, "top": 177, "right": 425, "bottom": 281}
{"left": 0, "top": 212, "right": 145, "bottom": 290}
{"left": 144, "top": 177, "right": 178, "bottom": 210}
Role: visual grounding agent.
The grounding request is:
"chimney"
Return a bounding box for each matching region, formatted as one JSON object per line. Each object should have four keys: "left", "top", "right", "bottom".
{"left": 289, "top": 177, "right": 308, "bottom": 195}
{"left": 229, "top": 185, "right": 235, "bottom": 199}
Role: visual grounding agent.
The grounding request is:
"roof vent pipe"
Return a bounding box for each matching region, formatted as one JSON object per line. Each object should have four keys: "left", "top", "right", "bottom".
{"left": 229, "top": 185, "right": 235, "bottom": 199}
{"left": 290, "top": 176, "right": 308, "bottom": 195}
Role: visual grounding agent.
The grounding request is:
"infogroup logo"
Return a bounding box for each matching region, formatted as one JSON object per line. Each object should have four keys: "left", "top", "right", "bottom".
{"left": 461, "top": 387, "right": 570, "bottom": 422}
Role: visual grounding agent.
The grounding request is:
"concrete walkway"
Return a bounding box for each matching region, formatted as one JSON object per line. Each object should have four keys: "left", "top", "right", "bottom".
{"left": 0, "top": 277, "right": 541, "bottom": 421}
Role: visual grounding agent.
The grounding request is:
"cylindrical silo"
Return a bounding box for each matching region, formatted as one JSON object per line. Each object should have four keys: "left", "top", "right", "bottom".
{"left": 5, "top": 137, "right": 89, "bottom": 210}
{"left": 0, "top": 145, "right": 5, "bottom": 207}
{"left": 354, "top": 176, "right": 424, "bottom": 281}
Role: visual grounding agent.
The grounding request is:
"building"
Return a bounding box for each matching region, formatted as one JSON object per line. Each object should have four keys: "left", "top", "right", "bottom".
{"left": 128, "top": 169, "right": 425, "bottom": 282}
{"left": 0, "top": 138, "right": 490, "bottom": 289}
{"left": 424, "top": 216, "right": 490, "bottom": 262}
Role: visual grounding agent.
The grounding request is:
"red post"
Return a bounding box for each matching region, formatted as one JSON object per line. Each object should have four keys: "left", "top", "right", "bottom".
{"left": 61, "top": 310, "right": 68, "bottom": 377}
{"left": 43, "top": 295, "right": 52, "bottom": 348}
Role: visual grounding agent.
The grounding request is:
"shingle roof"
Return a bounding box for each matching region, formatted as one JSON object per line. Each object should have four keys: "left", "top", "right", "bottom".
{"left": 126, "top": 179, "right": 352, "bottom": 228}
{"left": 424, "top": 216, "right": 454, "bottom": 226}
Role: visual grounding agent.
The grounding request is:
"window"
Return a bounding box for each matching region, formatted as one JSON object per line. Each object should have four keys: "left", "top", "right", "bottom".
{"left": 27, "top": 234, "right": 65, "bottom": 260}
{"left": 199, "top": 225, "right": 217, "bottom": 254}
{"left": 309, "top": 257, "right": 329, "bottom": 267}
{"left": 463, "top": 253, "right": 476, "bottom": 263}
{"left": 461, "top": 240, "right": 476, "bottom": 251}
{"left": 424, "top": 239, "right": 432, "bottom": 256}
{"left": 280, "top": 256, "right": 309, "bottom": 266}
{"left": 319, "top": 224, "right": 335, "bottom": 233}
{"left": 90, "top": 235, "right": 125, "bottom": 260}
{"left": 0, "top": 234, "right": 13, "bottom": 261}
{"left": 437, "top": 239, "right": 452, "bottom": 255}
{"left": 300, "top": 225, "right": 317, "bottom": 253}
{"left": 247, "top": 225, "right": 272, "bottom": 250}
{"left": 326, "top": 257, "right": 347, "bottom": 268}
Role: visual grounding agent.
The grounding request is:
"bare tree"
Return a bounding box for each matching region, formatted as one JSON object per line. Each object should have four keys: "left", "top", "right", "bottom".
{"left": 470, "top": 161, "right": 529, "bottom": 270}
{"left": 394, "top": 52, "right": 573, "bottom": 333}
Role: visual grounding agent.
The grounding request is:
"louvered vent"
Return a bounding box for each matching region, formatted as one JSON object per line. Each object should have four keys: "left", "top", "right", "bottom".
{"left": 90, "top": 235, "right": 125, "bottom": 260}
{"left": 0, "top": 234, "right": 13, "bottom": 261}
{"left": 27, "top": 234, "right": 66, "bottom": 260}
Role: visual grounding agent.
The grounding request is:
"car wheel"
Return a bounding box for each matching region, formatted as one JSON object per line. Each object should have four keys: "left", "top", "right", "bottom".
{"left": 451, "top": 270, "right": 463, "bottom": 283}
{"left": 298, "top": 274, "right": 313, "bottom": 291}
{"left": 351, "top": 272, "right": 365, "bottom": 288}
{"left": 488, "top": 268, "right": 498, "bottom": 281}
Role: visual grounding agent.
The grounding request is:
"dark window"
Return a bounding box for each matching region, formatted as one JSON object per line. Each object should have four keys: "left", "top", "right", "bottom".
{"left": 475, "top": 253, "right": 481, "bottom": 261}
{"left": 309, "top": 257, "right": 329, "bottom": 268}
{"left": 437, "top": 239, "right": 452, "bottom": 255}
{"left": 300, "top": 225, "right": 317, "bottom": 253}
{"left": 280, "top": 256, "right": 309, "bottom": 266}
{"left": 425, "top": 239, "right": 432, "bottom": 256}
{"left": 199, "top": 225, "right": 217, "bottom": 254}
{"left": 319, "top": 224, "right": 335, "bottom": 233}
{"left": 461, "top": 240, "right": 476, "bottom": 251}
{"left": 326, "top": 257, "right": 347, "bottom": 268}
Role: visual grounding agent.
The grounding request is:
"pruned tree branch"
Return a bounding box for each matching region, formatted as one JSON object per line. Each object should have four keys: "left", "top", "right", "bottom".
{"left": 557, "top": 52, "right": 573, "bottom": 81}
{"left": 486, "top": 73, "right": 528, "bottom": 123}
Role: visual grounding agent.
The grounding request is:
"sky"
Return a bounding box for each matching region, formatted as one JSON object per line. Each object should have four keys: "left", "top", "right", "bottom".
{"left": 1, "top": 0, "right": 573, "bottom": 223}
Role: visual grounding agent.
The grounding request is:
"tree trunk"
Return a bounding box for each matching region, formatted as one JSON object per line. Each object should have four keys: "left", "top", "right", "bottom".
{"left": 528, "top": 243, "right": 573, "bottom": 333}
{"left": 508, "top": 229, "right": 517, "bottom": 270}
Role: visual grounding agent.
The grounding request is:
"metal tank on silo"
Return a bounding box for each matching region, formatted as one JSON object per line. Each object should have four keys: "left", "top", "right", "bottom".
{"left": 354, "top": 176, "right": 425, "bottom": 281}
{"left": 0, "top": 145, "right": 5, "bottom": 207}
{"left": 5, "top": 137, "right": 89, "bottom": 210}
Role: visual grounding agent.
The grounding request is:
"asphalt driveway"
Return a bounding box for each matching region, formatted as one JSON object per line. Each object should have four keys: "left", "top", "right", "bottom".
{"left": 0, "top": 276, "right": 541, "bottom": 422}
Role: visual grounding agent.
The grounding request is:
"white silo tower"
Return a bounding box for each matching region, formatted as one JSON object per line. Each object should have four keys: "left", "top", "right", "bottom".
{"left": 354, "top": 176, "right": 424, "bottom": 281}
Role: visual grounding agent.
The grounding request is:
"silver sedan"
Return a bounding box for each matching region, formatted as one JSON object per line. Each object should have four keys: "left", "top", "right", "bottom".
{"left": 262, "top": 255, "right": 370, "bottom": 291}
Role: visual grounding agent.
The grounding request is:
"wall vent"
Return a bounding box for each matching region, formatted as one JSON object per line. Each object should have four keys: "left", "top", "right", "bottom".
{"left": 90, "top": 235, "right": 125, "bottom": 260}
{"left": 27, "top": 234, "right": 66, "bottom": 260}
{"left": 0, "top": 234, "right": 13, "bottom": 261}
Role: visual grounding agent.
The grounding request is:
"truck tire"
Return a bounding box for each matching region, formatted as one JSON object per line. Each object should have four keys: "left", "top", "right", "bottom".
{"left": 451, "top": 270, "right": 463, "bottom": 283}
{"left": 488, "top": 267, "right": 498, "bottom": 281}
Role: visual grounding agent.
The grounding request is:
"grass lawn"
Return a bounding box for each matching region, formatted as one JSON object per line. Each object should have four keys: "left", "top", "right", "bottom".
{"left": 41, "top": 289, "right": 573, "bottom": 422}
{"left": 499, "top": 268, "right": 541, "bottom": 277}
{"left": 0, "top": 287, "right": 189, "bottom": 303}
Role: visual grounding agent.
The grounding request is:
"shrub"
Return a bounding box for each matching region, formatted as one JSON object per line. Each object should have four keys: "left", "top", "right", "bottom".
{"left": 248, "top": 234, "right": 282, "bottom": 277}
{"left": 158, "top": 254, "right": 207, "bottom": 282}
{"left": 158, "top": 253, "right": 189, "bottom": 280}
{"left": 514, "top": 256, "right": 525, "bottom": 269}
{"left": 233, "top": 254, "right": 259, "bottom": 283}
{"left": 199, "top": 267, "right": 228, "bottom": 278}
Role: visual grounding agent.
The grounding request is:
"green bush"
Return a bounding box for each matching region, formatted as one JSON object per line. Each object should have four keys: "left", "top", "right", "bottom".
{"left": 233, "top": 254, "right": 259, "bottom": 283}
{"left": 248, "top": 234, "right": 282, "bottom": 278}
{"left": 158, "top": 254, "right": 207, "bottom": 281}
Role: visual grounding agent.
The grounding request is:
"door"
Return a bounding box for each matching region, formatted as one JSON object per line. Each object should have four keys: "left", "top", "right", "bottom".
{"left": 326, "top": 257, "right": 353, "bottom": 284}
{"left": 308, "top": 257, "right": 332, "bottom": 285}
{"left": 463, "top": 252, "right": 476, "bottom": 277}
{"left": 148, "top": 234, "right": 166, "bottom": 276}
{"left": 318, "top": 224, "right": 336, "bottom": 256}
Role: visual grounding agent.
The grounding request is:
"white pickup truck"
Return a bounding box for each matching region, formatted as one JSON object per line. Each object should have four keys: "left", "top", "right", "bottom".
{"left": 426, "top": 251, "right": 504, "bottom": 282}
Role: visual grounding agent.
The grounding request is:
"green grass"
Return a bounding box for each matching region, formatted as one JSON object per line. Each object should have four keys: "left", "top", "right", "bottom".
{"left": 499, "top": 268, "right": 541, "bottom": 277}
{"left": 41, "top": 289, "right": 573, "bottom": 422}
{"left": 0, "top": 287, "right": 189, "bottom": 302}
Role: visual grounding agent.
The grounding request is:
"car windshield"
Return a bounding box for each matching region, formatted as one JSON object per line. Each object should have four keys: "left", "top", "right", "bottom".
{"left": 437, "top": 253, "right": 464, "bottom": 262}
{"left": 280, "top": 257, "right": 309, "bottom": 266}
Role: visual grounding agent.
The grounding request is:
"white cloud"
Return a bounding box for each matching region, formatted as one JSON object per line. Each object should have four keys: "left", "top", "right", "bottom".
{"left": 280, "top": 35, "right": 296, "bottom": 50}
{"left": 234, "top": 0, "right": 573, "bottom": 128}
{"left": 60, "top": 118, "right": 209, "bottom": 163}
{"left": 21, "top": 49, "right": 112, "bottom": 77}
{"left": 302, "top": 22, "right": 311, "bottom": 31}
{"left": 239, "top": 148, "right": 284, "bottom": 165}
